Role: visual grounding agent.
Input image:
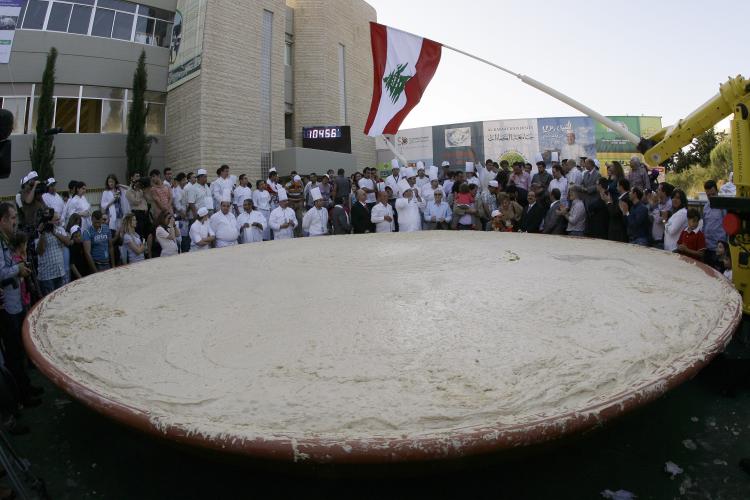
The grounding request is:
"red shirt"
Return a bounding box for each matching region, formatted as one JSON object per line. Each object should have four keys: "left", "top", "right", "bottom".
{"left": 677, "top": 229, "right": 706, "bottom": 259}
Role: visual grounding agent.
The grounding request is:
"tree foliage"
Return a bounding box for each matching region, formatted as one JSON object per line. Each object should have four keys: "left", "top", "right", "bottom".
{"left": 126, "top": 50, "right": 153, "bottom": 178}
{"left": 30, "top": 47, "right": 57, "bottom": 179}
{"left": 663, "top": 128, "right": 723, "bottom": 173}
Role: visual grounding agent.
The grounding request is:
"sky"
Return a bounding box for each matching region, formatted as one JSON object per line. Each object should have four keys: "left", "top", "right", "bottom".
{"left": 365, "top": 0, "right": 750, "bottom": 132}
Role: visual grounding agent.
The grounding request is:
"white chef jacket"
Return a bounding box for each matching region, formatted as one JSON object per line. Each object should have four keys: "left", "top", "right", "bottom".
{"left": 252, "top": 189, "right": 271, "bottom": 211}
{"left": 302, "top": 206, "right": 329, "bottom": 237}
{"left": 68, "top": 195, "right": 92, "bottom": 231}
{"left": 395, "top": 196, "right": 425, "bottom": 232}
{"left": 189, "top": 220, "right": 215, "bottom": 251}
{"left": 269, "top": 206, "right": 297, "bottom": 240}
{"left": 237, "top": 210, "right": 266, "bottom": 243}
{"left": 415, "top": 176, "right": 431, "bottom": 189}
{"left": 42, "top": 192, "right": 65, "bottom": 217}
{"left": 421, "top": 184, "right": 440, "bottom": 205}
{"left": 384, "top": 175, "right": 400, "bottom": 200}
{"left": 211, "top": 176, "right": 236, "bottom": 208}
{"left": 209, "top": 211, "right": 239, "bottom": 248}
{"left": 233, "top": 186, "right": 253, "bottom": 213}
{"left": 370, "top": 201, "right": 395, "bottom": 233}
{"left": 186, "top": 183, "right": 214, "bottom": 213}
{"left": 358, "top": 177, "right": 377, "bottom": 204}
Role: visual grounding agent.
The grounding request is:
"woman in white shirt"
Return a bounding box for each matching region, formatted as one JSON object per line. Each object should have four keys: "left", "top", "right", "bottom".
{"left": 664, "top": 189, "right": 688, "bottom": 252}
{"left": 120, "top": 214, "right": 146, "bottom": 264}
{"left": 68, "top": 181, "right": 92, "bottom": 231}
{"left": 155, "top": 212, "right": 180, "bottom": 257}
{"left": 100, "top": 174, "right": 130, "bottom": 234}
{"left": 252, "top": 180, "right": 272, "bottom": 241}
{"left": 189, "top": 207, "right": 215, "bottom": 251}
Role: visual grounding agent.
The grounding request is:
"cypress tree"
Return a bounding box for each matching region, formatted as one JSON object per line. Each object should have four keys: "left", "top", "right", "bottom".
{"left": 126, "top": 50, "right": 151, "bottom": 178}
{"left": 30, "top": 47, "right": 57, "bottom": 179}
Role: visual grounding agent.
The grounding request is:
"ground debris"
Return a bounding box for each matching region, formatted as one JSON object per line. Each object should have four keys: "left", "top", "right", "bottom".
{"left": 682, "top": 439, "right": 698, "bottom": 450}
{"left": 600, "top": 489, "right": 636, "bottom": 500}
{"left": 664, "top": 461, "right": 683, "bottom": 478}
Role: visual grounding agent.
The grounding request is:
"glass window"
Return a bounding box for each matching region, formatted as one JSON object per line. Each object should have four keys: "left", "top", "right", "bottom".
{"left": 154, "top": 19, "right": 170, "bottom": 48}
{"left": 91, "top": 8, "right": 115, "bottom": 38}
{"left": 68, "top": 4, "right": 93, "bottom": 34}
{"left": 97, "top": 0, "right": 136, "bottom": 13}
{"left": 54, "top": 98, "right": 78, "bottom": 133}
{"left": 111, "top": 11, "right": 133, "bottom": 40}
{"left": 101, "top": 99, "right": 123, "bottom": 133}
{"left": 46, "top": 2, "right": 73, "bottom": 32}
{"left": 22, "top": 0, "right": 49, "bottom": 30}
{"left": 82, "top": 86, "right": 124, "bottom": 99}
{"left": 285, "top": 42, "right": 292, "bottom": 66}
{"left": 78, "top": 99, "right": 102, "bottom": 133}
{"left": 134, "top": 15, "right": 154, "bottom": 44}
{"left": 137, "top": 5, "right": 173, "bottom": 22}
{"left": 145, "top": 103, "right": 164, "bottom": 135}
{"left": 2, "top": 98, "right": 28, "bottom": 134}
{"left": 143, "top": 91, "right": 165, "bottom": 104}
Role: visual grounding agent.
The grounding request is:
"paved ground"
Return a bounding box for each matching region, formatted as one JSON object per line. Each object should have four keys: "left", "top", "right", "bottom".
{"left": 3, "top": 351, "right": 750, "bottom": 499}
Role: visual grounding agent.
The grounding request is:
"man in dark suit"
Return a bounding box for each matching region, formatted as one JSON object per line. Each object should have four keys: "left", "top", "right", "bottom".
{"left": 351, "top": 189, "right": 371, "bottom": 234}
{"left": 519, "top": 190, "right": 545, "bottom": 233}
{"left": 330, "top": 201, "right": 351, "bottom": 235}
{"left": 542, "top": 188, "right": 567, "bottom": 235}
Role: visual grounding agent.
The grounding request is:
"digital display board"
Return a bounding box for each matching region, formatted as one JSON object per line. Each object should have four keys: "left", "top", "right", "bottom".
{"left": 302, "top": 125, "right": 351, "bottom": 154}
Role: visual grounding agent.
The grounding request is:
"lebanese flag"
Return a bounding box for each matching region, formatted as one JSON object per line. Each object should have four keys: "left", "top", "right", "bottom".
{"left": 364, "top": 23, "right": 442, "bottom": 137}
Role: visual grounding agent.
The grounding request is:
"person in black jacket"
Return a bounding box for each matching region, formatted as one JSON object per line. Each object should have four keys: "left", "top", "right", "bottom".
{"left": 585, "top": 178, "right": 610, "bottom": 239}
{"left": 542, "top": 188, "right": 567, "bottom": 235}
{"left": 351, "top": 189, "right": 371, "bottom": 234}
{"left": 519, "top": 190, "right": 545, "bottom": 233}
{"left": 605, "top": 179, "right": 630, "bottom": 243}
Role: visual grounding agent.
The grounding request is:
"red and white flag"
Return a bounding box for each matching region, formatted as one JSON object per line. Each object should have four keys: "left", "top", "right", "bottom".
{"left": 364, "top": 23, "right": 442, "bottom": 137}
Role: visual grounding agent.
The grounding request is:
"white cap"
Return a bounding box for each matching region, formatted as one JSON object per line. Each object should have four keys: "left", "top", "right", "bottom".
{"left": 311, "top": 187, "right": 322, "bottom": 201}
{"left": 269, "top": 167, "right": 277, "bottom": 173}
{"left": 390, "top": 159, "right": 400, "bottom": 170}
{"left": 416, "top": 161, "right": 425, "bottom": 171}
{"left": 489, "top": 180, "right": 499, "bottom": 188}
{"left": 47, "top": 177, "right": 56, "bottom": 185}
{"left": 278, "top": 188, "right": 288, "bottom": 202}
{"left": 70, "top": 225, "right": 81, "bottom": 234}
{"left": 197, "top": 168, "right": 207, "bottom": 176}
{"left": 465, "top": 162, "right": 475, "bottom": 173}
{"left": 197, "top": 207, "right": 209, "bottom": 217}
{"left": 441, "top": 161, "right": 450, "bottom": 167}
{"left": 429, "top": 172, "right": 438, "bottom": 181}
{"left": 398, "top": 179, "right": 412, "bottom": 195}
{"left": 293, "top": 175, "right": 302, "bottom": 182}
{"left": 491, "top": 210, "right": 501, "bottom": 218}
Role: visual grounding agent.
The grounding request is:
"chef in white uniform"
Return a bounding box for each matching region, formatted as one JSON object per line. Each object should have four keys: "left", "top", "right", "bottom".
{"left": 420, "top": 173, "right": 440, "bottom": 205}
{"left": 394, "top": 179, "right": 424, "bottom": 233}
{"left": 237, "top": 198, "right": 266, "bottom": 244}
{"left": 466, "top": 162, "right": 480, "bottom": 188}
{"left": 301, "top": 187, "right": 328, "bottom": 237}
{"left": 209, "top": 195, "right": 239, "bottom": 248}
{"left": 415, "top": 161, "right": 430, "bottom": 190}
{"left": 384, "top": 159, "right": 401, "bottom": 202}
{"left": 370, "top": 190, "right": 395, "bottom": 233}
{"left": 269, "top": 188, "right": 297, "bottom": 240}
{"left": 189, "top": 207, "right": 215, "bottom": 251}
{"left": 211, "top": 165, "right": 236, "bottom": 210}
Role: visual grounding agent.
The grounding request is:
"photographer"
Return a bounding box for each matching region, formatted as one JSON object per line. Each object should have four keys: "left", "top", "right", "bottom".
{"left": 35, "top": 208, "right": 70, "bottom": 296}
{"left": 18, "top": 171, "right": 46, "bottom": 232}
{"left": 0, "top": 202, "right": 41, "bottom": 408}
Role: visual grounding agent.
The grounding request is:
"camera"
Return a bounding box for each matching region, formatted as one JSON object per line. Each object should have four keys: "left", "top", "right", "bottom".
{"left": 38, "top": 208, "right": 54, "bottom": 233}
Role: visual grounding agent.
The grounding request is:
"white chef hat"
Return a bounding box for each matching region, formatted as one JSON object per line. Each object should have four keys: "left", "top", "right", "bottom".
{"left": 293, "top": 175, "right": 302, "bottom": 182}
{"left": 390, "top": 159, "right": 400, "bottom": 170}
{"left": 416, "top": 161, "right": 425, "bottom": 171}
{"left": 489, "top": 180, "right": 499, "bottom": 188}
{"left": 398, "top": 179, "right": 412, "bottom": 195}
{"left": 405, "top": 167, "right": 416, "bottom": 178}
{"left": 491, "top": 209, "right": 501, "bottom": 218}
{"left": 197, "top": 168, "right": 208, "bottom": 176}
{"left": 311, "top": 187, "right": 322, "bottom": 201}
{"left": 429, "top": 172, "right": 438, "bottom": 181}
{"left": 70, "top": 224, "right": 81, "bottom": 234}
{"left": 429, "top": 165, "right": 439, "bottom": 177}
{"left": 278, "top": 188, "right": 288, "bottom": 201}
{"left": 465, "top": 162, "right": 475, "bottom": 173}
{"left": 441, "top": 161, "right": 450, "bottom": 167}
{"left": 197, "top": 207, "right": 209, "bottom": 217}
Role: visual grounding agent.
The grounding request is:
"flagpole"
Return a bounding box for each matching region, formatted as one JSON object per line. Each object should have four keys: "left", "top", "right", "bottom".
{"left": 437, "top": 41, "right": 643, "bottom": 147}
{"left": 381, "top": 135, "right": 410, "bottom": 167}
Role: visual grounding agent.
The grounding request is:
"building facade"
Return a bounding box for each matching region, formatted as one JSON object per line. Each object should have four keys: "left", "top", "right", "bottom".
{"left": 0, "top": 0, "right": 377, "bottom": 195}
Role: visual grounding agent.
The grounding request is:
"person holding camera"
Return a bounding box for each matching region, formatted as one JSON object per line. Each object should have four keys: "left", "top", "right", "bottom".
{"left": 0, "top": 202, "right": 42, "bottom": 408}
{"left": 18, "top": 171, "right": 46, "bottom": 232}
{"left": 35, "top": 208, "right": 71, "bottom": 296}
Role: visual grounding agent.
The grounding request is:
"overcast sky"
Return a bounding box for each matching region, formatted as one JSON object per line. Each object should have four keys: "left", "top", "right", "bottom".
{"left": 365, "top": 0, "right": 749, "bottom": 132}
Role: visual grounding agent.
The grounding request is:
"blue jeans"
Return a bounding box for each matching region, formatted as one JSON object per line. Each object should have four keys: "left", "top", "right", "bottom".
{"left": 632, "top": 237, "right": 649, "bottom": 246}
{"left": 39, "top": 276, "right": 65, "bottom": 297}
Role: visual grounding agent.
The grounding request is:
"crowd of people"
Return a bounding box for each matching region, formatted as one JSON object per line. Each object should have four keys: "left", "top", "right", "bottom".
{"left": 0, "top": 155, "right": 732, "bottom": 435}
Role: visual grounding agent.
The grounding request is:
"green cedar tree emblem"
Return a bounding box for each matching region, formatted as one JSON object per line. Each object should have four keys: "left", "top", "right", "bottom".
{"left": 383, "top": 63, "right": 412, "bottom": 104}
